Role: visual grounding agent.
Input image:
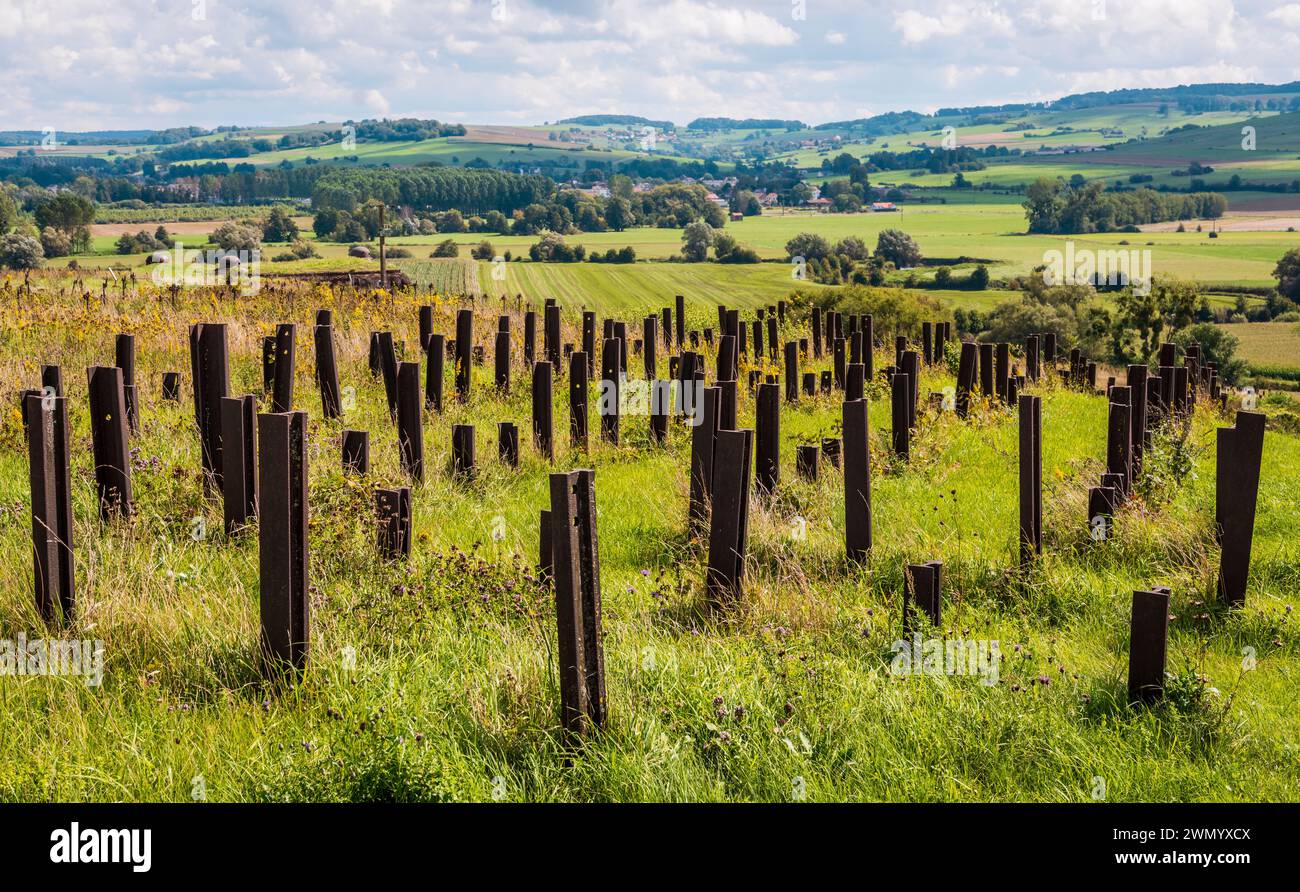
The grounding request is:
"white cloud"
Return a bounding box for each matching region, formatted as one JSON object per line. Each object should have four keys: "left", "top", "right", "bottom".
{"left": 0, "top": 0, "right": 1298, "bottom": 131}
{"left": 1268, "top": 3, "right": 1300, "bottom": 28}
{"left": 892, "top": 2, "right": 1012, "bottom": 45}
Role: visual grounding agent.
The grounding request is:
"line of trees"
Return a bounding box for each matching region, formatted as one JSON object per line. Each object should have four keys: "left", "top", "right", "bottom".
{"left": 1024, "top": 179, "right": 1227, "bottom": 233}
{"left": 311, "top": 167, "right": 553, "bottom": 216}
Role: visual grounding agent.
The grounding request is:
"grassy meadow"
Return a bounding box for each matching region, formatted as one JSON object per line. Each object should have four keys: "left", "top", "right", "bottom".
{"left": 0, "top": 274, "right": 1297, "bottom": 802}
{"left": 77, "top": 204, "right": 1300, "bottom": 291}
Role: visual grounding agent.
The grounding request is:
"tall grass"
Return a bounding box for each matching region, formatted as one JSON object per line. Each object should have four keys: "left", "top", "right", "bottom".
{"left": 0, "top": 272, "right": 1296, "bottom": 802}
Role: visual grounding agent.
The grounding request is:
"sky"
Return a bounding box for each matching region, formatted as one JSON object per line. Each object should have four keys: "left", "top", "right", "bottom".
{"left": 4, "top": 0, "right": 1300, "bottom": 131}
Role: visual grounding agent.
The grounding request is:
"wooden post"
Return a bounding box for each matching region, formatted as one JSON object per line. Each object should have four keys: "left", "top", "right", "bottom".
{"left": 495, "top": 329, "right": 511, "bottom": 392}
{"left": 643, "top": 315, "right": 658, "bottom": 379}
{"left": 189, "top": 323, "right": 230, "bottom": 493}
{"left": 582, "top": 311, "right": 596, "bottom": 377}
{"left": 833, "top": 337, "right": 846, "bottom": 390}
{"left": 1026, "top": 335, "right": 1040, "bottom": 382}
{"left": 901, "top": 349, "right": 919, "bottom": 428}
{"left": 524, "top": 310, "right": 537, "bottom": 366}
{"left": 706, "top": 429, "right": 753, "bottom": 605}
{"left": 718, "top": 334, "right": 737, "bottom": 383}
{"left": 419, "top": 305, "right": 433, "bottom": 351}
{"left": 1127, "top": 365, "right": 1148, "bottom": 477}
{"left": 1018, "top": 395, "right": 1042, "bottom": 565}
{"left": 1088, "top": 485, "right": 1119, "bottom": 541}
{"left": 258, "top": 410, "right": 309, "bottom": 674}
{"left": 377, "top": 331, "right": 399, "bottom": 420}
{"left": 570, "top": 351, "right": 589, "bottom": 451}
{"left": 890, "top": 372, "right": 910, "bottom": 461}
{"left": 649, "top": 380, "right": 670, "bottom": 445}
{"left": 995, "top": 342, "right": 1010, "bottom": 405}
{"left": 755, "top": 382, "right": 780, "bottom": 494}
{"left": 87, "top": 365, "right": 132, "bottom": 520}
{"left": 600, "top": 338, "right": 620, "bottom": 444}
{"left": 1108, "top": 387, "right": 1132, "bottom": 497}
{"left": 811, "top": 307, "right": 823, "bottom": 358}
{"left": 262, "top": 335, "right": 276, "bottom": 393}
{"left": 922, "top": 322, "right": 933, "bottom": 367}
{"left": 1127, "top": 586, "right": 1171, "bottom": 704}
{"left": 822, "top": 436, "right": 841, "bottom": 469}
{"left": 532, "top": 359, "right": 554, "bottom": 461}
{"left": 689, "top": 386, "right": 720, "bottom": 537}
{"left": 675, "top": 294, "right": 685, "bottom": 348}
{"left": 862, "top": 315, "right": 874, "bottom": 380}
{"left": 162, "top": 372, "right": 180, "bottom": 402}
{"left": 451, "top": 424, "right": 476, "bottom": 479}
{"left": 368, "top": 332, "right": 382, "bottom": 378}
{"left": 549, "top": 469, "right": 607, "bottom": 737}
{"left": 220, "top": 395, "right": 257, "bottom": 533}
{"left": 545, "top": 303, "right": 561, "bottom": 370}
{"left": 314, "top": 310, "right": 341, "bottom": 419}
{"left": 498, "top": 421, "right": 519, "bottom": 467}
{"left": 903, "top": 561, "right": 943, "bottom": 634}
{"left": 844, "top": 399, "right": 872, "bottom": 561}
{"left": 341, "top": 430, "right": 369, "bottom": 474}
{"left": 376, "top": 486, "right": 412, "bottom": 560}
{"left": 115, "top": 333, "right": 138, "bottom": 433}
{"left": 783, "top": 341, "right": 798, "bottom": 402}
{"left": 614, "top": 321, "right": 629, "bottom": 377}
{"left": 956, "top": 341, "right": 978, "bottom": 419}
{"left": 397, "top": 361, "right": 424, "bottom": 482}
{"left": 796, "top": 444, "right": 818, "bottom": 481}
{"left": 455, "top": 309, "right": 473, "bottom": 400}
{"left": 271, "top": 323, "right": 296, "bottom": 414}
{"left": 979, "top": 343, "right": 995, "bottom": 397}
{"left": 24, "top": 392, "right": 75, "bottom": 623}
{"left": 1216, "top": 411, "right": 1266, "bottom": 606}
{"left": 426, "top": 333, "right": 445, "bottom": 412}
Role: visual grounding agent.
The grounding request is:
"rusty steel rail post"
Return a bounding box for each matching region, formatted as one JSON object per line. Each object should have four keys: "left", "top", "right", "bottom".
{"left": 258, "top": 410, "right": 309, "bottom": 674}
{"left": 549, "top": 469, "right": 607, "bottom": 738}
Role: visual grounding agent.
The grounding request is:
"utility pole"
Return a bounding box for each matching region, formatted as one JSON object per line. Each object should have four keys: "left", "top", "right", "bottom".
{"left": 379, "top": 203, "right": 387, "bottom": 289}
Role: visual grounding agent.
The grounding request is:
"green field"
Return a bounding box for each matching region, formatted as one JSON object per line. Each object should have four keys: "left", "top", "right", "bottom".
{"left": 470, "top": 259, "right": 820, "bottom": 314}
{"left": 1222, "top": 321, "right": 1300, "bottom": 372}
{"left": 75, "top": 203, "right": 1300, "bottom": 291}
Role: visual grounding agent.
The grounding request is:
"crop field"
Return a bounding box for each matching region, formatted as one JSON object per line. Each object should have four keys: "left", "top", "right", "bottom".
{"left": 2, "top": 272, "right": 1298, "bottom": 804}
{"left": 61, "top": 203, "right": 1300, "bottom": 294}
{"left": 471, "top": 259, "right": 820, "bottom": 313}
{"left": 399, "top": 258, "right": 480, "bottom": 294}
{"left": 1221, "top": 322, "right": 1300, "bottom": 373}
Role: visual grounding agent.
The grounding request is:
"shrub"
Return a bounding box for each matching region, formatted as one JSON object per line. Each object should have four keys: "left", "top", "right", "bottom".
{"left": 784, "top": 232, "right": 831, "bottom": 262}
{"left": 718, "top": 245, "right": 760, "bottom": 263}
{"left": 0, "top": 233, "right": 44, "bottom": 269}
{"left": 431, "top": 239, "right": 459, "bottom": 258}
{"left": 261, "top": 207, "right": 300, "bottom": 243}
{"left": 212, "top": 221, "right": 263, "bottom": 253}
{"left": 875, "top": 228, "right": 922, "bottom": 267}
{"left": 39, "top": 227, "right": 72, "bottom": 258}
